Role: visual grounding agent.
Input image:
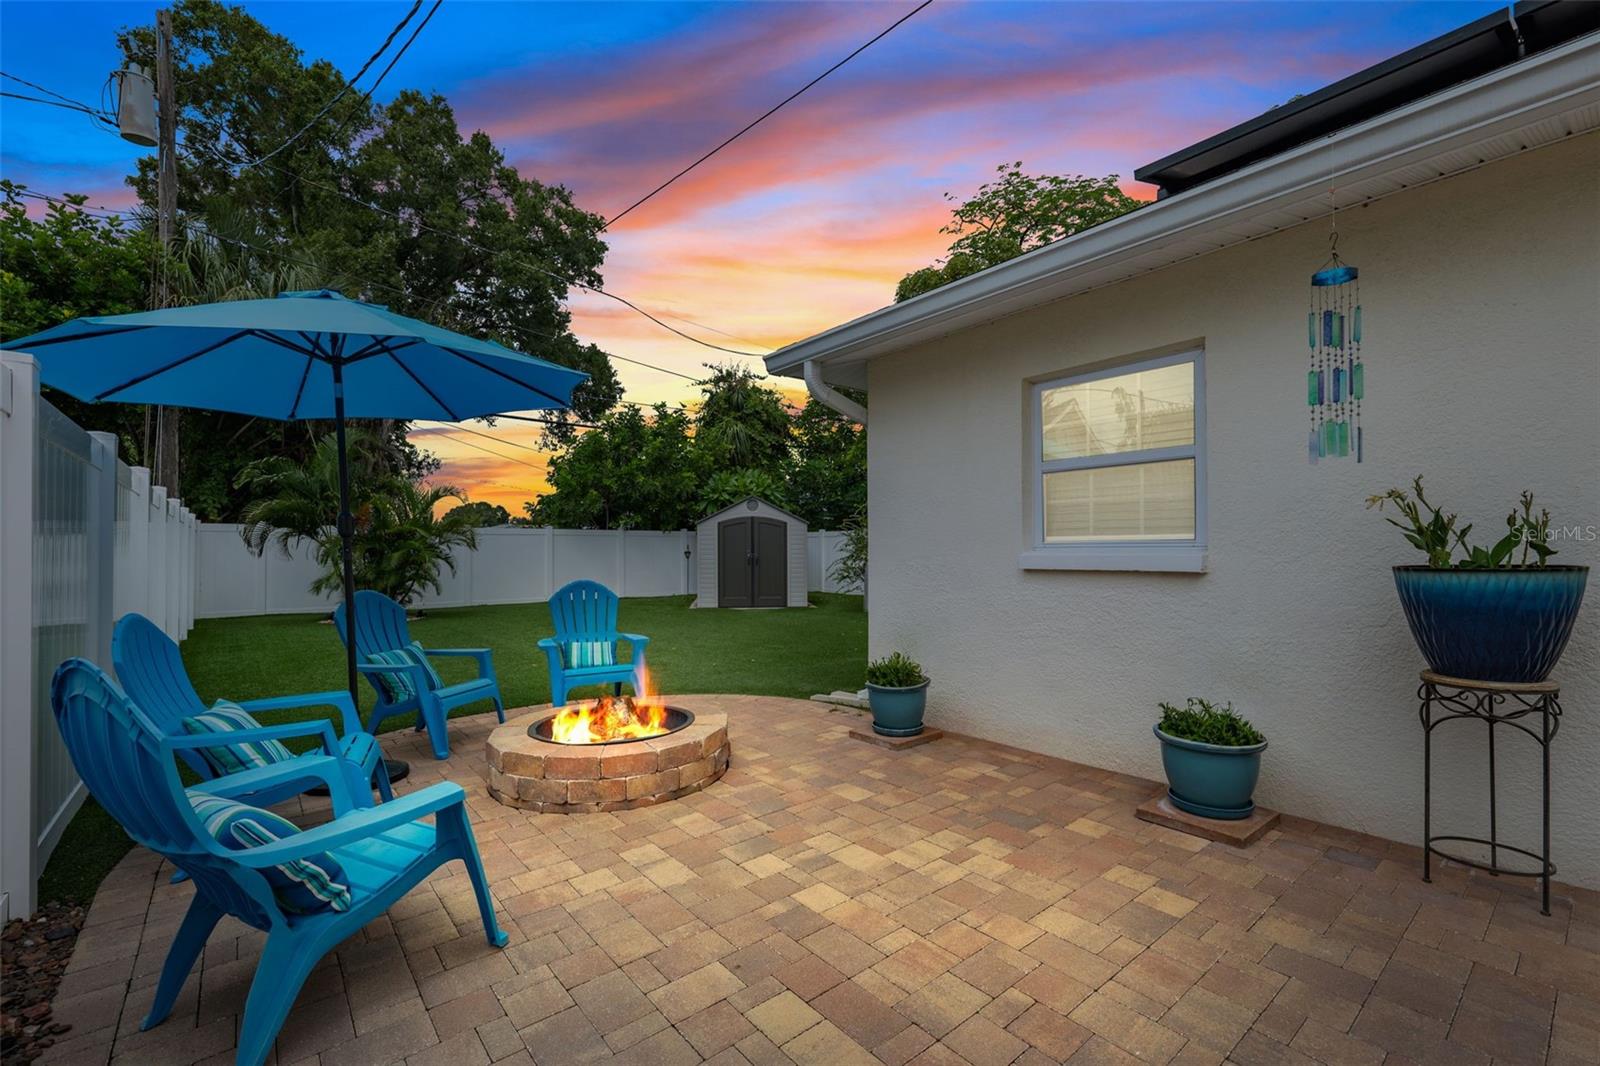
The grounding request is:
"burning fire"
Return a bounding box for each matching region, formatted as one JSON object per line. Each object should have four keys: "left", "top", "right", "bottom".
{"left": 548, "top": 665, "right": 669, "bottom": 743}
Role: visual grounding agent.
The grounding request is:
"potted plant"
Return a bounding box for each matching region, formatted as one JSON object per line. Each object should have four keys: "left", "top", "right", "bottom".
{"left": 1368, "top": 477, "right": 1587, "bottom": 683}
{"left": 865, "top": 652, "right": 929, "bottom": 737}
{"left": 1154, "top": 698, "right": 1267, "bottom": 820}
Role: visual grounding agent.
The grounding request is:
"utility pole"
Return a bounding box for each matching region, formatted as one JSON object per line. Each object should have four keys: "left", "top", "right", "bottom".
{"left": 153, "top": 8, "right": 180, "bottom": 496}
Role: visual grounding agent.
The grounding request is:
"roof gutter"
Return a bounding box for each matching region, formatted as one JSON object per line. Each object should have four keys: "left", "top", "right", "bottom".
{"left": 803, "top": 359, "right": 867, "bottom": 425}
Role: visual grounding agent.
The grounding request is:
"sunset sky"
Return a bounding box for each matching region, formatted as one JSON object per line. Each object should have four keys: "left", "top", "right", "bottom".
{"left": 1, "top": 0, "right": 1497, "bottom": 513}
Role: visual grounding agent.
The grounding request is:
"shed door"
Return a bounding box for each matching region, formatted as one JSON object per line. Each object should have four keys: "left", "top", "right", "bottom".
{"left": 717, "top": 519, "right": 753, "bottom": 607}
{"left": 753, "top": 519, "right": 787, "bottom": 607}
{"left": 717, "top": 517, "right": 787, "bottom": 607}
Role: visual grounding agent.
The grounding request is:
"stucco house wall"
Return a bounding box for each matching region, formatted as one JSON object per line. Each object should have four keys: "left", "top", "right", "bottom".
{"left": 866, "top": 133, "right": 1600, "bottom": 885}
{"left": 693, "top": 497, "right": 809, "bottom": 608}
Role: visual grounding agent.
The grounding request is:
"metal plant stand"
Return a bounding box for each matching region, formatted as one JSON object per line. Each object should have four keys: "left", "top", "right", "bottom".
{"left": 1418, "top": 671, "right": 1561, "bottom": 915}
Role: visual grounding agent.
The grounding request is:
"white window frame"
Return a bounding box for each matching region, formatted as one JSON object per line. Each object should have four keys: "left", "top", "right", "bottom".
{"left": 1022, "top": 348, "right": 1206, "bottom": 573}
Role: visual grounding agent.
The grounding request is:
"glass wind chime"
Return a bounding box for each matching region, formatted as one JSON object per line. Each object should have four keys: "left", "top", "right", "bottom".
{"left": 1306, "top": 234, "right": 1363, "bottom": 463}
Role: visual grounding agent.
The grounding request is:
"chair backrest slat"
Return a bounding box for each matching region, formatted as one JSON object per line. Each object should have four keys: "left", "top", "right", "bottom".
{"left": 112, "top": 613, "right": 216, "bottom": 778}
{"left": 548, "top": 581, "right": 620, "bottom": 645}
{"left": 333, "top": 590, "right": 411, "bottom": 657}
{"left": 51, "top": 659, "right": 281, "bottom": 929}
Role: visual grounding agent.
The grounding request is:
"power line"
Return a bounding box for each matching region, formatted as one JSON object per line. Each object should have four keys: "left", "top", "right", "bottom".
{"left": 43, "top": 53, "right": 767, "bottom": 364}
{"left": 0, "top": 89, "right": 115, "bottom": 122}
{"left": 201, "top": 142, "right": 770, "bottom": 358}
{"left": 1, "top": 71, "right": 108, "bottom": 112}
{"left": 8, "top": 187, "right": 688, "bottom": 418}
{"left": 361, "top": 1, "right": 441, "bottom": 109}
{"left": 283, "top": 161, "right": 768, "bottom": 356}
{"left": 496, "top": 412, "right": 605, "bottom": 427}
{"left": 417, "top": 419, "right": 548, "bottom": 452}
{"left": 325, "top": 0, "right": 443, "bottom": 146}
{"left": 602, "top": 0, "right": 933, "bottom": 229}
{"left": 187, "top": 132, "right": 768, "bottom": 361}
{"left": 225, "top": 0, "right": 424, "bottom": 170}
{"left": 420, "top": 427, "right": 548, "bottom": 470}
{"left": 608, "top": 351, "right": 698, "bottom": 381}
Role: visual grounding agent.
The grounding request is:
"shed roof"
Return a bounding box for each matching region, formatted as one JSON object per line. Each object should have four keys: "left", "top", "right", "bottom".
{"left": 697, "top": 496, "right": 809, "bottom": 527}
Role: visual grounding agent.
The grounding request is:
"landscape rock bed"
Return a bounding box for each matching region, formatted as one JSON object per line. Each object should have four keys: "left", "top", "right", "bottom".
{"left": 1, "top": 902, "right": 85, "bottom": 1064}
{"left": 486, "top": 707, "right": 729, "bottom": 812}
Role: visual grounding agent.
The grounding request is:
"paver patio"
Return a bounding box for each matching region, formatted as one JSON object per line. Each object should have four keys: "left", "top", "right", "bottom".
{"left": 39, "top": 695, "right": 1599, "bottom": 1066}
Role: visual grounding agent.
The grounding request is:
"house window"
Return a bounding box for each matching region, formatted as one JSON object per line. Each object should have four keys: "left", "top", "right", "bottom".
{"left": 1024, "top": 350, "right": 1205, "bottom": 572}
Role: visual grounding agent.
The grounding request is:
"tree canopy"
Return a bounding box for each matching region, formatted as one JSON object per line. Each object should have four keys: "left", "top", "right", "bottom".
{"left": 3, "top": 0, "right": 623, "bottom": 517}
{"left": 895, "top": 163, "right": 1143, "bottom": 302}
{"left": 446, "top": 501, "right": 513, "bottom": 527}
{"left": 524, "top": 367, "right": 864, "bottom": 530}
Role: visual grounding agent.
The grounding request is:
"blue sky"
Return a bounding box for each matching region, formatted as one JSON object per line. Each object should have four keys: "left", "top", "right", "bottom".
{"left": 1, "top": 0, "right": 1500, "bottom": 508}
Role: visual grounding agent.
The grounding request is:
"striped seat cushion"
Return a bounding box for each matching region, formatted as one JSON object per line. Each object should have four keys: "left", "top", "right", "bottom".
{"left": 187, "top": 792, "right": 352, "bottom": 914}
{"left": 363, "top": 648, "right": 420, "bottom": 703}
{"left": 180, "top": 700, "right": 294, "bottom": 778}
{"left": 562, "top": 640, "right": 616, "bottom": 669}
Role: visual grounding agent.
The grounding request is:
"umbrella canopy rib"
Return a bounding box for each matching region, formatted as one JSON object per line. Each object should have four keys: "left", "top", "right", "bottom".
{"left": 286, "top": 351, "right": 316, "bottom": 420}
{"left": 382, "top": 343, "right": 461, "bottom": 421}
{"left": 19, "top": 324, "right": 153, "bottom": 348}
{"left": 344, "top": 336, "right": 420, "bottom": 365}
{"left": 446, "top": 347, "right": 572, "bottom": 410}
{"left": 94, "top": 330, "right": 254, "bottom": 401}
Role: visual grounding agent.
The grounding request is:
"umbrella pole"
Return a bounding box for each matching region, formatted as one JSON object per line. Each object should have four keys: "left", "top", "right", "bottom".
{"left": 331, "top": 359, "right": 409, "bottom": 787}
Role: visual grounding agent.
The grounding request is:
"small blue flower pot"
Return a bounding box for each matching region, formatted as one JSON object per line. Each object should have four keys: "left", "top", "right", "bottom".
{"left": 1393, "top": 565, "right": 1588, "bottom": 683}
{"left": 1154, "top": 726, "right": 1266, "bottom": 820}
{"left": 866, "top": 681, "right": 928, "bottom": 737}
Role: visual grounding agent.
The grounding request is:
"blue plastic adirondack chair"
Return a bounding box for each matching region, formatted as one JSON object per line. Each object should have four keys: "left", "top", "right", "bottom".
{"left": 539, "top": 580, "right": 650, "bottom": 706}
{"left": 51, "top": 658, "right": 508, "bottom": 1066}
{"left": 113, "top": 612, "right": 391, "bottom": 806}
{"left": 333, "top": 590, "right": 504, "bottom": 760}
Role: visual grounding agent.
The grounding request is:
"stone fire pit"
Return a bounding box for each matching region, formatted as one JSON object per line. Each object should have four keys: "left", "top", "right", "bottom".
{"left": 486, "top": 705, "right": 729, "bottom": 813}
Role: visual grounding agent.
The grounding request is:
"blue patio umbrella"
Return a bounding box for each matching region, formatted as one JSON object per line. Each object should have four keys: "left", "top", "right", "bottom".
{"left": 6, "top": 290, "right": 586, "bottom": 767}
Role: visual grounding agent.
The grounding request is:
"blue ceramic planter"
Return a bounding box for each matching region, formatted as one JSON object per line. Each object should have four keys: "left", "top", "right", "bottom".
{"left": 867, "top": 681, "right": 928, "bottom": 737}
{"left": 1393, "top": 565, "right": 1588, "bottom": 683}
{"left": 1154, "top": 726, "right": 1266, "bottom": 820}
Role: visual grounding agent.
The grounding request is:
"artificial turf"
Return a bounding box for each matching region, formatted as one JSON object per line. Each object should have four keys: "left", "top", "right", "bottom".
{"left": 38, "top": 593, "right": 865, "bottom": 905}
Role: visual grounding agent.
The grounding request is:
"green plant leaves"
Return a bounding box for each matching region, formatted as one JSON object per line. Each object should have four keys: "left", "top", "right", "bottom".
{"left": 866, "top": 652, "right": 927, "bottom": 687}
{"left": 1369, "top": 476, "right": 1557, "bottom": 570}
{"left": 1157, "top": 698, "right": 1264, "bottom": 746}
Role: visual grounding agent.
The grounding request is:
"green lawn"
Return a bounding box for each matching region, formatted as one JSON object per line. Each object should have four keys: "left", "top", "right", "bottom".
{"left": 39, "top": 594, "right": 865, "bottom": 905}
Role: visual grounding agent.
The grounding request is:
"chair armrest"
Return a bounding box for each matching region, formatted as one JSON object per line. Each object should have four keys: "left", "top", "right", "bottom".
{"left": 228, "top": 782, "right": 468, "bottom": 866}
{"left": 537, "top": 638, "right": 563, "bottom": 671}
{"left": 238, "top": 689, "right": 362, "bottom": 737}
{"left": 187, "top": 753, "right": 350, "bottom": 803}
{"left": 422, "top": 647, "right": 494, "bottom": 678}
{"left": 161, "top": 719, "right": 340, "bottom": 757}
{"left": 616, "top": 633, "right": 650, "bottom": 648}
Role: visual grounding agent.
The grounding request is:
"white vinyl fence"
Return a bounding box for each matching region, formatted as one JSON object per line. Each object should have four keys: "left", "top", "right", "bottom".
{"left": 197, "top": 525, "right": 852, "bottom": 617}
{"left": 1, "top": 353, "right": 198, "bottom": 922}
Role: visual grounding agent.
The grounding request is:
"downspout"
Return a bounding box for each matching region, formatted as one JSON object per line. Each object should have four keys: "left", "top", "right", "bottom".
{"left": 803, "top": 359, "right": 867, "bottom": 425}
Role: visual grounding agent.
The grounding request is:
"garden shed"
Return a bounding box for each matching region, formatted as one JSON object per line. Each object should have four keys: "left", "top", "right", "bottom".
{"left": 693, "top": 497, "right": 808, "bottom": 608}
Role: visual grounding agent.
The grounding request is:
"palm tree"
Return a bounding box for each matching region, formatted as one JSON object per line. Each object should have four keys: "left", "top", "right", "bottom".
{"left": 363, "top": 479, "right": 478, "bottom": 606}
{"left": 237, "top": 430, "right": 473, "bottom": 608}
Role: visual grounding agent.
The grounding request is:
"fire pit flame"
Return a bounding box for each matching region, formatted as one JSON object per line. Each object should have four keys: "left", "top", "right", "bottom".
{"left": 548, "top": 665, "right": 671, "bottom": 744}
